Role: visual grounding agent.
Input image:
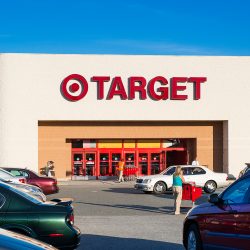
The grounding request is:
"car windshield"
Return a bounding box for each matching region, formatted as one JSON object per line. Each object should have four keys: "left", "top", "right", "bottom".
{"left": 3, "top": 183, "right": 43, "bottom": 204}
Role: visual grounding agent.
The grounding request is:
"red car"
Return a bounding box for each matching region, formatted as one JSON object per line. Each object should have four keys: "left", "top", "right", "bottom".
{"left": 3, "top": 168, "right": 59, "bottom": 195}
{"left": 183, "top": 174, "right": 250, "bottom": 250}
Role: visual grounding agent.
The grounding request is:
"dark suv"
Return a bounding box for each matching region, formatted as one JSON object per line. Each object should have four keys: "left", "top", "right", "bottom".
{"left": 183, "top": 175, "right": 250, "bottom": 250}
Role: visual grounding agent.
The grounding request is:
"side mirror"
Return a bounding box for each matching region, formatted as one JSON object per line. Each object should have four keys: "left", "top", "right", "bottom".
{"left": 208, "top": 194, "right": 219, "bottom": 204}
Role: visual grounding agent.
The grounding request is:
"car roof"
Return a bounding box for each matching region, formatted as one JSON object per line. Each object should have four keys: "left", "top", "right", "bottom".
{"left": 170, "top": 165, "right": 208, "bottom": 169}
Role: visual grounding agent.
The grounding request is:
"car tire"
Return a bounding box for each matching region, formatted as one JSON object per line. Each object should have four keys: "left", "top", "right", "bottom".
{"left": 153, "top": 181, "right": 167, "bottom": 194}
{"left": 204, "top": 180, "right": 217, "bottom": 194}
{"left": 186, "top": 224, "right": 202, "bottom": 250}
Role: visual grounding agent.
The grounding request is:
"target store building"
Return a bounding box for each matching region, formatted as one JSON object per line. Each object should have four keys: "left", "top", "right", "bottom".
{"left": 0, "top": 54, "right": 249, "bottom": 180}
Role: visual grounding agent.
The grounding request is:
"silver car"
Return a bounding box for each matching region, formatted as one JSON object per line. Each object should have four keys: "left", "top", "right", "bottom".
{"left": 0, "top": 168, "right": 26, "bottom": 184}
{"left": 0, "top": 177, "right": 46, "bottom": 202}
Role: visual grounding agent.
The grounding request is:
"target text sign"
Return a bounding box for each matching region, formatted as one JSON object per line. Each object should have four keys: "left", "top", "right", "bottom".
{"left": 61, "top": 74, "right": 207, "bottom": 102}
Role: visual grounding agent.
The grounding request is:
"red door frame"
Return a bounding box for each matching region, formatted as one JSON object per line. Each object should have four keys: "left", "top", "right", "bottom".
{"left": 98, "top": 149, "right": 122, "bottom": 176}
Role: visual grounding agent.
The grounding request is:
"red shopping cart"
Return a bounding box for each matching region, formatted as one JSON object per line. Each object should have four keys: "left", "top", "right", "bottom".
{"left": 182, "top": 182, "right": 202, "bottom": 206}
{"left": 123, "top": 166, "right": 138, "bottom": 181}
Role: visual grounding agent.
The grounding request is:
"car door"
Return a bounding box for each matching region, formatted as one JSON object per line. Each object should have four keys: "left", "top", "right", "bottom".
{"left": 233, "top": 177, "right": 250, "bottom": 249}
{"left": 189, "top": 167, "right": 206, "bottom": 186}
{"left": 181, "top": 167, "right": 192, "bottom": 182}
{"left": 203, "top": 177, "right": 250, "bottom": 249}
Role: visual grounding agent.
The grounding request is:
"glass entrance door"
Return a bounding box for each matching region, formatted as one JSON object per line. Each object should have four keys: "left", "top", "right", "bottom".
{"left": 112, "top": 152, "right": 121, "bottom": 175}
{"left": 125, "top": 152, "right": 135, "bottom": 167}
{"left": 72, "top": 152, "right": 84, "bottom": 176}
{"left": 85, "top": 152, "right": 96, "bottom": 176}
{"left": 150, "top": 153, "right": 161, "bottom": 175}
{"left": 100, "top": 153, "right": 109, "bottom": 176}
{"left": 139, "top": 152, "right": 149, "bottom": 175}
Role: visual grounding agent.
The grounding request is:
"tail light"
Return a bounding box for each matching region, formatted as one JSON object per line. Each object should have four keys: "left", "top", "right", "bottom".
{"left": 19, "top": 178, "right": 26, "bottom": 184}
{"left": 66, "top": 213, "right": 74, "bottom": 226}
{"left": 226, "top": 176, "right": 229, "bottom": 180}
{"left": 49, "top": 233, "right": 64, "bottom": 237}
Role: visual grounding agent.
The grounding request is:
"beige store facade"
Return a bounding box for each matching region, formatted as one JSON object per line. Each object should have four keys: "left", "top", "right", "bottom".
{"left": 0, "top": 54, "right": 249, "bottom": 180}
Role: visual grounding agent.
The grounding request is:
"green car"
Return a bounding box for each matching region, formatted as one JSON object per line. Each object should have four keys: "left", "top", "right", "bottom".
{"left": 0, "top": 182, "right": 80, "bottom": 249}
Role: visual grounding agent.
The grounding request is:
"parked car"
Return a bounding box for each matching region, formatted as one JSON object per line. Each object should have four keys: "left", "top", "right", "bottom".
{"left": 0, "top": 228, "right": 57, "bottom": 249}
{"left": 183, "top": 174, "right": 250, "bottom": 250}
{"left": 0, "top": 182, "right": 80, "bottom": 249}
{"left": 0, "top": 168, "right": 26, "bottom": 184}
{"left": 135, "top": 165, "right": 230, "bottom": 194}
{"left": 238, "top": 163, "right": 250, "bottom": 178}
{"left": 3, "top": 168, "right": 58, "bottom": 195}
{"left": 0, "top": 177, "right": 46, "bottom": 202}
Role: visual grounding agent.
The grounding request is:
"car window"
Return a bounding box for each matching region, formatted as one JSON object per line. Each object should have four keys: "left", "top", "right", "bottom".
{"left": 182, "top": 167, "right": 192, "bottom": 176}
{"left": 20, "top": 170, "right": 29, "bottom": 178}
{"left": 221, "top": 177, "right": 250, "bottom": 204}
{"left": 191, "top": 167, "right": 206, "bottom": 175}
{"left": 6, "top": 185, "right": 42, "bottom": 204}
{"left": 164, "top": 167, "right": 176, "bottom": 175}
{"left": 9, "top": 170, "right": 23, "bottom": 177}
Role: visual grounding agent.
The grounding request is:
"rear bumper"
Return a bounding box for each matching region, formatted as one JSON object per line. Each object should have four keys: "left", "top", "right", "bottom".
{"left": 45, "top": 185, "right": 59, "bottom": 195}
{"left": 43, "top": 226, "right": 81, "bottom": 250}
{"left": 60, "top": 226, "right": 81, "bottom": 250}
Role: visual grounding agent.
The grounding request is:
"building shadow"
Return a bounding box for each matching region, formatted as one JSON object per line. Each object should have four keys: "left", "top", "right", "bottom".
{"left": 74, "top": 201, "right": 190, "bottom": 215}
{"left": 78, "top": 234, "right": 184, "bottom": 250}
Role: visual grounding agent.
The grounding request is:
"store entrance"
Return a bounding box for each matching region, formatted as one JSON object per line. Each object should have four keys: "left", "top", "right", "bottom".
{"left": 72, "top": 151, "right": 96, "bottom": 179}
{"left": 138, "top": 151, "right": 163, "bottom": 175}
{"left": 71, "top": 139, "right": 189, "bottom": 179}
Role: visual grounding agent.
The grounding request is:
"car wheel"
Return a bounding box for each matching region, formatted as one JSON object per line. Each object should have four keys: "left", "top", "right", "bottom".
{"left": 187, "top": 224, "right": 202, "bottom": 250}
{"left": 204, "top": 180, "right": 217, "bottom": 193}
{"left": 153, "top": 181, "right": 167, "bottom": 194}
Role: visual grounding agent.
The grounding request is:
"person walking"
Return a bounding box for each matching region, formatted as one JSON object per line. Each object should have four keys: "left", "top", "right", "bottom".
{"left": 118, "top": 159, "right": 125, "bottom": 182}
{"left": 44, "top": 161, "right": 54, "bottom": 177}
{"left": 173, "top": 166, "right": 185, "bottom": 215}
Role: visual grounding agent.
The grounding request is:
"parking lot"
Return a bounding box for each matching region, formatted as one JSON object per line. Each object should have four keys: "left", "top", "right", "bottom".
{"left": 50, "top": 181, "right": 216, "bottom": 250}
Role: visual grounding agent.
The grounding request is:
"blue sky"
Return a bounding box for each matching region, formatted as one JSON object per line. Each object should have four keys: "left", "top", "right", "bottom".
{"left": 0, "top": 0, "right": 249, "bottom": 55}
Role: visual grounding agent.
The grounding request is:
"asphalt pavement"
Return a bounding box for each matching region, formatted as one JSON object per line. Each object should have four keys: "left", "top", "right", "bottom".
{"left": 50, "top": 181, "right": 219, "bottom": 250}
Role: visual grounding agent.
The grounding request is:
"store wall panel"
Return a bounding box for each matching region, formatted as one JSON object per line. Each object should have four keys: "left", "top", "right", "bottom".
{"left": 137, "top": 139, "right": 161, "bottom": 148}
{"left": 124, "top": 140, "right": 136, "bottom": 148}
{"left": 98, "top": 139, "right": 122, "bottom": 148}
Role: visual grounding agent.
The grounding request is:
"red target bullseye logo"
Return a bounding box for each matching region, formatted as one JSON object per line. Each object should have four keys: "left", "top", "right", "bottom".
{"left": 61, "top": 74, "right": 88, "bottom": 101}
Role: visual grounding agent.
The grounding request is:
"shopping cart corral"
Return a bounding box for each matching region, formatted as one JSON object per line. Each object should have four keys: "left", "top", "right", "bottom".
{"left": 123, "top": 166, "right": 138, "bottom": 181}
